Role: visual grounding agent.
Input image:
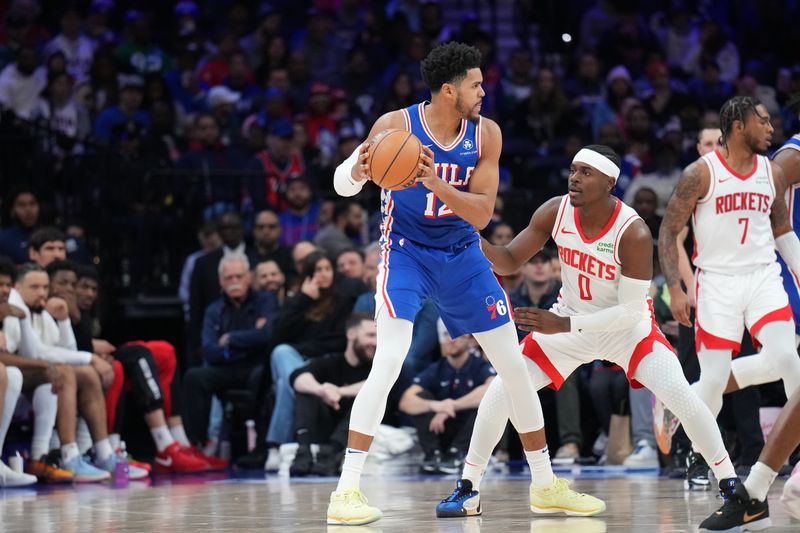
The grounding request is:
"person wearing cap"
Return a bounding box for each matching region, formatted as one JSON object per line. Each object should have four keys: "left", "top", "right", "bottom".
{"left": 400, "top": 319, "right": 495, "bottom": 476}
{"left": 248, "top": 118, "right": 306, "bottom": 213}
{"left": 591, "top": 64, "right": 634, "bottom": 140}
{"left": 86, "top": 0, "right": 117, "bottom": 46}
{"left": 206, "top": 85, "right": 242, "bottom": 146}
{"left": 437, "top": 144, "right": 737, "bottom": 519}
{"left": 92, "top": 74, "right": 149, "bottom": 144}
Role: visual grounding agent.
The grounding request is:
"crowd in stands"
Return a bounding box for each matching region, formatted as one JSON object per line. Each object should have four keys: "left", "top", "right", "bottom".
{"left": 0, "top": 0, "right": 798, "bottom": 484}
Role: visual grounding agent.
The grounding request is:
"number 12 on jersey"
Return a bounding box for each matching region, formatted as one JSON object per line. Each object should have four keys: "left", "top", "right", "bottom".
{"left": 578, "top": 274, "right": 592, "bottom": 300}
{"left": 424, "top": 192, "right": 454, "bottom": 218}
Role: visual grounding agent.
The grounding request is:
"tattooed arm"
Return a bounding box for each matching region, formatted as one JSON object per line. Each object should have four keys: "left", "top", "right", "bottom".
{"left": 658, "top": 160, "right": 709, "bottom": 326}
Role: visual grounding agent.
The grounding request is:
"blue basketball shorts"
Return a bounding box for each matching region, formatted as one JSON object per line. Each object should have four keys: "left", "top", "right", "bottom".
{"left": 374, "top": 235, "right": 513, "bottom": 338}
{"left": 778, "top": 254, "right": 800, "bottom": 335}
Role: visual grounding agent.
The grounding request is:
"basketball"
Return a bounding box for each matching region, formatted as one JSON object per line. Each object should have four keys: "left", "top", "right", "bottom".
{"left": 367, "top": 129, "right": 422, "bottom": 190}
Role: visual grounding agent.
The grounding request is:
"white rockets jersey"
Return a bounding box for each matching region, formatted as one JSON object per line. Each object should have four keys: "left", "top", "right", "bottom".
{"left": 551, "top": 196, "right": 642, "bottom": 317}
{"left": 692, "top": 149, "right": 777, "bottom": 274}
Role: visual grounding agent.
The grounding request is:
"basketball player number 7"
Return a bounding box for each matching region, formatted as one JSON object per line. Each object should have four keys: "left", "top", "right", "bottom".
{"left": 738, "top": 217, "right": 749, "bottom": 244}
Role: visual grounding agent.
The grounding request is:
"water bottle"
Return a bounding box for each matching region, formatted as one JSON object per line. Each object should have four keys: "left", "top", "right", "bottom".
{"left": 246, "top": 420, "right": 257, "bottom": 453}
{"left": 113, "top": 442, "right": 129, "bottom": 488}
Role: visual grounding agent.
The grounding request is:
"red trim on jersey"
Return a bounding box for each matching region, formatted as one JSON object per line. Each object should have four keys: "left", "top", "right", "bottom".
{"left": 613, "top": 214, "right": 640, "bottom": 265}
{"left": 574, "top": 198, "right": 623, "bottom": 244}
{"left": 401, "top": 108, "right": 411, "bottom": 132}
{"left": 418, "top": 103, "right": 467, "bottom": 151}
{"left": 627, "top": 301, "right": 675, "bottom": 389}
{"left": 476, "top": 116, "right": 482, "bottom": 159}
{"left": 380, "top": 194, "right": 397, "bottom": 317}
{"left": 750, "top": 304, "right": 794, "bottom": 340}
{"left": 698, "top": 157, "right": 715, "bottom": 204}
{"left": 521, "top": 335, "right": 564, "bottom": 390}
{"left": 715, "top": 149, "right": 758, "bottom": 180}
{"left": 552, "top": 196, "right": 569, "bottom": 239}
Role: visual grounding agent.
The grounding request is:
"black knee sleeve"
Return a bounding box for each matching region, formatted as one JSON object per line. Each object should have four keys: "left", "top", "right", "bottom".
{"left": 115, "top": 345, "right": 165, "bottom": 413}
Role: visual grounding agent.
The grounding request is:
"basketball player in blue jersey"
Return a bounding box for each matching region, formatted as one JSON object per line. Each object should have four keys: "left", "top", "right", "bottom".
{"left": 326, "top": 42, "right": 592, "bottom": 526}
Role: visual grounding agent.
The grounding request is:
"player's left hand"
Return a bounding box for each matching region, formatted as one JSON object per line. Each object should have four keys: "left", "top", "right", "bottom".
{"left": 514, "top": 307, "right": 570, "bottom": 334}
{"left": 415, "top": 146, "right": 440, "bottom": 191}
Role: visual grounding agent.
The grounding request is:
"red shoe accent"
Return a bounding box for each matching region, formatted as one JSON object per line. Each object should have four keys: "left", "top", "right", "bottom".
{"left": 154, "top": 442, "right": 210, "bottom": 474}
{"left": 128, "top": 458, "right": 152, "bottom": 474}
{"left": 185, "top": 445, "right": 228, "bottom": 470}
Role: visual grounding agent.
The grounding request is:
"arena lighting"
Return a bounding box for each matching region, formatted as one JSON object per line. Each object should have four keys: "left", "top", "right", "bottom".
{"left": 562, "top": 33, "right": 572, "bottom": 43}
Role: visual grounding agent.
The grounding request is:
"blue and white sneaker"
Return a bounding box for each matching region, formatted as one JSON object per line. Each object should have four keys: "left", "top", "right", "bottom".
{"left": 63, "top": 455, "right": 111, "bottom": 483}
{"left": 436, "top": 479, "right": 481, "bottom": 517}
{"left": 96, "top": 455, "right": 150, "bottom": 480}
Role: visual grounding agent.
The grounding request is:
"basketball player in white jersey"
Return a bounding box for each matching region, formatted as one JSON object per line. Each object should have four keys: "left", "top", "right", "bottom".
{"left": 436, "top": 144, "right": 740, "bottom": 520}
{"left": 657, "top": 96, "right": 800, "bottom": 523}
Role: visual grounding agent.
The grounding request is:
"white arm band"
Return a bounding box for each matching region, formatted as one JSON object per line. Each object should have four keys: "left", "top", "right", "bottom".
{"left": 333, "top": 144, "right": 367, "bottom": 197}
{"left": 776, "top": 232, "right": 800, "bottom": 278}
{"left": 570, "top": 275, "right": 651, "bottom": 333}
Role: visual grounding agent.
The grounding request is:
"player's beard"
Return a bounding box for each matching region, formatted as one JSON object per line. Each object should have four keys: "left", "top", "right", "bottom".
{"left": 455, "top": 93, "right": 479, "bottom": 123}
{"left": 744, "top": 130, "right": 768, "bottom": 155}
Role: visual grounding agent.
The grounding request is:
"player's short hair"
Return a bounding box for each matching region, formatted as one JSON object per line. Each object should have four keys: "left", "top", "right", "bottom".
{"left": 420, "top": 42, "right": 481, "bottom": 93}
{"left": 719, "top": 96, "right": 762, "bottom": 145}
{"left": 46, "top": 259, "right": 77, "bottom": 279}
{"left": 29, "top": 227, "right": 66, "bottom": 252}
{"left": 582, "top": 144, "right": 621, "bottom": 169}
{"left": 0, "top": 255, "right": 16, "bottom": 282}
{"left": 337, "top": 248, "right": 364, "bottom": 262}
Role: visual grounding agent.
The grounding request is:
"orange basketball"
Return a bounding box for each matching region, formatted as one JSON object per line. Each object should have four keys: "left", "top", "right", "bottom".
{"left": 367, "top": 129, "right": 422, "bottom": 191}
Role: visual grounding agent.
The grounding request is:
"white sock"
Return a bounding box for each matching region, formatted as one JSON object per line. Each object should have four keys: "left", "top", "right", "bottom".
{"left": 337, "top": 448, "right": 368, "bottom": 491}
{"left": 31, "top": 384, "right": 57, "bottom": 459}
{"left": 61, "top": 442, "right": 80, "bottom": 464}
{"left": 462, "top": 459, "right": 484, "bottom": 492}
{"left": 109, "top": 433, "right": 121, "bottom": 451}
{"left": 745, "top": 462, "right": 778, "bottom": 502}
{"left": 526, "top": 447, "right": 555, "bottom": 488}
{"left": 150, "top": 425, "right": 175, "bottom": 452}
{"left": 94, "top": 438, "right": 113, "bottom": 462}
{"left": 0, "top": 367, "right": 22, "bottom": 451}
{"left": 170, "top": 424, "right": 191, "bottom": 447}
{"left": 76, "top": 418, "right": 93, "bottom": 455}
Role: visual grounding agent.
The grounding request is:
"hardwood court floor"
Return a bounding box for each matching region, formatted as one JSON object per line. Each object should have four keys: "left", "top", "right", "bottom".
{"left": 0, "top": 471, "right": 797, "bottom": 532}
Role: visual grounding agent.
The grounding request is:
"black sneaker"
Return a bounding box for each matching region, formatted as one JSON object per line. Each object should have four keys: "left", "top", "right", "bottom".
{"left": 234, "top": 447, "right": 269, "bottom": 470}
{"left": 686, "top": 451, "right": 712, "bottom": 491}
{"left": 438, "top": 448, "right": 461, "bottom": 475}
{"left": 421, "top": 450, "right": 442, "bottom": 474}
{"left": 310, "top": 445, "right": 341, "bottom": 476}
{"left": 699, "top": 477, "right": 771, "bottom": 531}
{"left": 290, "top": 444, "right": 313, "bottom": 477}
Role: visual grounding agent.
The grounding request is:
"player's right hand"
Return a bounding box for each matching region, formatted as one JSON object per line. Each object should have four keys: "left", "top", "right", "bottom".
{"left": 350, "top": 142, "right": 371, "bottom": 183}
{"left": 668, "top": 286, "right": 692, "bottom": 328}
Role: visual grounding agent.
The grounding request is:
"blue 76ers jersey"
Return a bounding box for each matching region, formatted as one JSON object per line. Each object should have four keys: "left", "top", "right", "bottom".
{"left": 379, "top": 102, "right": 482, "bottom": 249}
{"left": 774, "top": 134, "right": 800, "bottom": 333}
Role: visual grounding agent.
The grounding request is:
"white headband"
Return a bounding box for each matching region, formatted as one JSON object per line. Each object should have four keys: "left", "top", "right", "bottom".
{"left": 572, "top": 148, "right": 620, "bottom": 181}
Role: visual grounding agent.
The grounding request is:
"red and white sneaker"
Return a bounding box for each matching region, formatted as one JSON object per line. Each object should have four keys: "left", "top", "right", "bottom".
{"left": 185, "top": 445, "right": 228, "bottom": 470}
{"left": 154, "top": 442, "right": 210, "bottom": 474}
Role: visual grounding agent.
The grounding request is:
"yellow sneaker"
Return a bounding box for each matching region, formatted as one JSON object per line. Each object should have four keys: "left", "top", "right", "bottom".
{"left": 529, "top": 477, "right": 606, "bottom": 516}
{"left": 327, "top": 488, "right": 383, "bottom": 525}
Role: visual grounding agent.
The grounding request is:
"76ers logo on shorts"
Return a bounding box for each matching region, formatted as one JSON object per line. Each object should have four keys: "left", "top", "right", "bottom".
{"left": 485, "top": 296, "right": 508, "bottom": 319}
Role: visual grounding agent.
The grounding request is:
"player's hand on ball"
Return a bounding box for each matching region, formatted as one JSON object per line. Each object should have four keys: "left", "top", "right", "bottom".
{"left": 415, "top": 145, "right": 438, "bottom": 190}
{"left": 514, "top": 307, "right": 570, "bottom": 334}
{"left": 350, "top": 142, "right": 371, "bottom": 183}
